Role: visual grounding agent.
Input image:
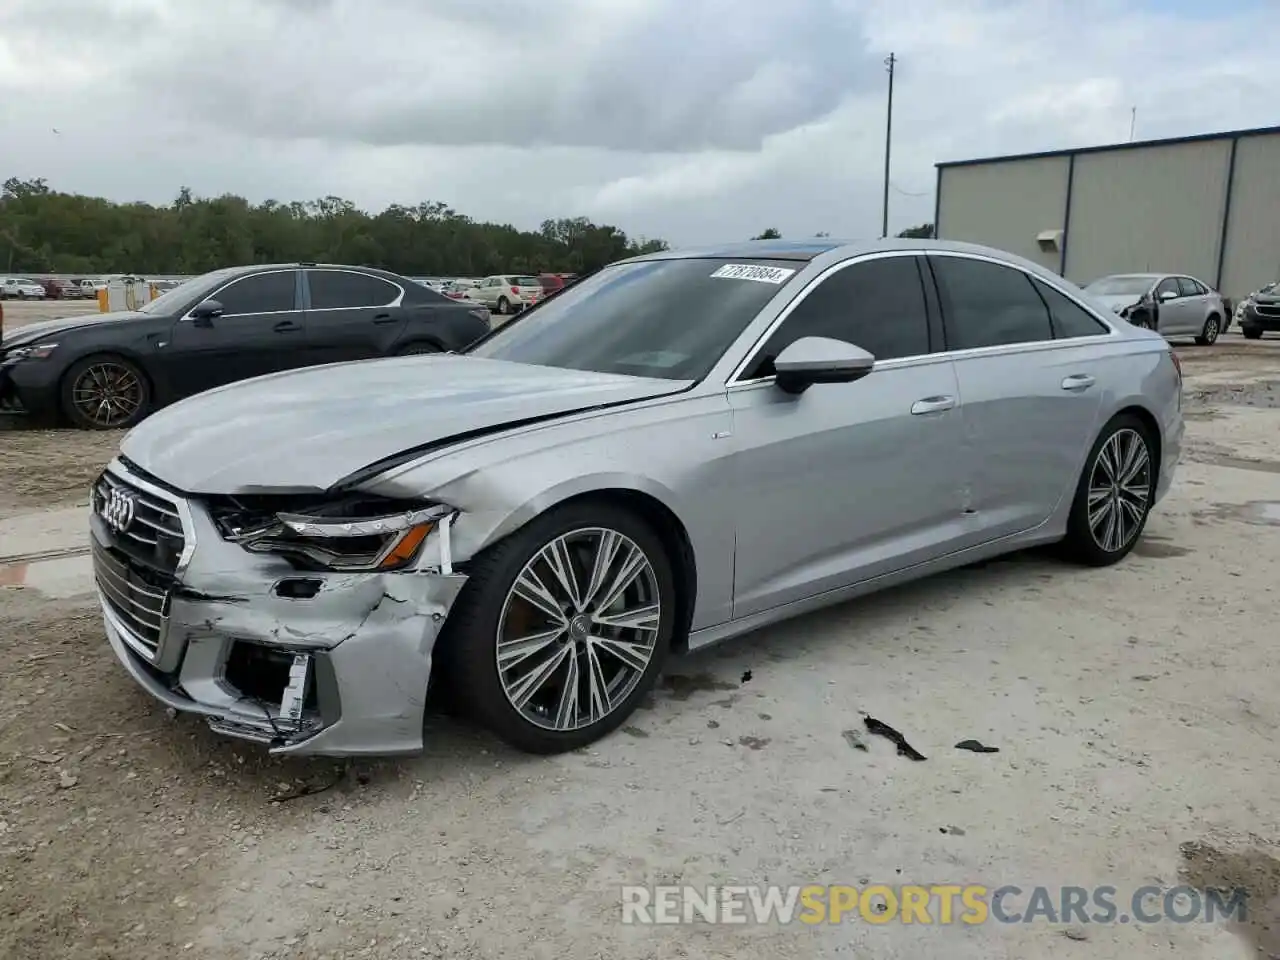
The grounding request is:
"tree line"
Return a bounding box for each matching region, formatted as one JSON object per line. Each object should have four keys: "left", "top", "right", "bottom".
{"left": 0, "top": 177, "right": 670, "bottom": 278}
{"left": 751, "top": 224, "right": 935, "bottom": 240}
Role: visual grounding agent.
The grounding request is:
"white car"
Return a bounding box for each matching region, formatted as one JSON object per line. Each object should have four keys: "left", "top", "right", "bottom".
{"left": 1, "top": 277, "right": 46, "bottom": 299}
{"left": 465, "top": 275, "right": 544, "bottom": 315}
{"left": 442, "top": 279, "right": 480, "bottom": 301}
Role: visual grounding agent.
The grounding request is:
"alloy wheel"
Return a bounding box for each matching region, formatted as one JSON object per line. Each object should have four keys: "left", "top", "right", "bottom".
{"left": 1086, "top": 428, "right": 1151, "bottom": 553}
{"left": 71, "top": 362, "right": 144, "bottom": 428}
{"left": 1203, "top": 316, "right": 1219, "bottom": 343}
{"left": 496, "top": 527, "right": 661, "bottom": 732}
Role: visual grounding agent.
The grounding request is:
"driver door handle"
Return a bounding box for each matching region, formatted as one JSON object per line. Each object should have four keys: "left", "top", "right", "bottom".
{"left": 371, "top": 313, "right": 397, "bottom": 324}
{"left": 910, "top": 395, "right": 956, "bottom": 415}
{"left": 273, "top": 319, "right": 302, "bottom": 333}
{"left": 1061, "top": 374, "right": 1095, "bottom": 391}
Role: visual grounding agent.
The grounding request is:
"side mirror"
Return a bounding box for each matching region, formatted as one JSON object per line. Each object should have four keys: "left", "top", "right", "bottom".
{"left": 190, "top": 299, "right": 224, "bottom": 325}
{"left": 772, "top": 336, "right": 876, "bottom": 395}
{"left": 1157, "top": 289, "right": 1178, "bottom": 302}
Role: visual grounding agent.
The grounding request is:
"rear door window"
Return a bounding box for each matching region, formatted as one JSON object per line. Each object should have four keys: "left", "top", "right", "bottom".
{"left": 308, "top": 270, "right": 400, "bottom": 309}
{"left": 1177, "top": 277, "right": 1203, "bottom": 297}
{"left": 1032, "top": 278, "right": 1111, "bottom": 338}
{"left": 930, "top": 255, "right": 1053, "bottom": 349}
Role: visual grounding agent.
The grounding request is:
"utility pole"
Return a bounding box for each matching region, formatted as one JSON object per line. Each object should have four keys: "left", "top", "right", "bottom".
{"left": 1129, "top": 107, "right": 1137, "bottom": 142}
{"left": 882, "top": 53, "right": 896, "bottom": 239}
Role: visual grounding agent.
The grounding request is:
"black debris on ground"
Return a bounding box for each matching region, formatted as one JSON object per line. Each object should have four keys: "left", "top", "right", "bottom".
{"left": 863, "top": 716, "right": 927, "bottom": 761}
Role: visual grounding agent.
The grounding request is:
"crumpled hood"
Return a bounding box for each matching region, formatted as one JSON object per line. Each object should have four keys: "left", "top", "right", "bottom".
{"left": 1, "top": 310, "right": 147, "bottom": 350}
{"left": 1253, "top": 291, "right": 1280, "bottom": 306}
{"left": 120, "top": 355, "right": 689, "bottom": 494}
{"left": 1090, "top": 294, "right": 1141, "bottom": 314}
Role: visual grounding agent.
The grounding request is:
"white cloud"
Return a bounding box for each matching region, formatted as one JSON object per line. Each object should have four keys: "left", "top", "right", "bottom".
{"left": 0, "top": 0, "right": 1276, "bottom": 245}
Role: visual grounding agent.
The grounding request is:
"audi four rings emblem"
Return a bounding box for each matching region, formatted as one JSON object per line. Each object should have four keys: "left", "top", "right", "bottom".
{"left": 100, "top": 487, "right": 137, "bottom": 534}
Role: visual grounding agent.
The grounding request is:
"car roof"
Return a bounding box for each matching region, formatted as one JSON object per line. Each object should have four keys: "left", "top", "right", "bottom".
{"left": 616, "top": 237, "right": 1077, "bottom": 267}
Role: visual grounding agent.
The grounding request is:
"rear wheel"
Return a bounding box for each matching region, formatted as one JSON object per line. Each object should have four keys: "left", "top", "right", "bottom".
{"left": 60, "top": 355, "right": 152, "bottom": 430}
{"left": 439, "top": 500, "right": 676, "bottom": 754}
{"left": 497, "top": 296, "right": 511, "bottom": 315}
{"left": 1195, "top": 314, "right": 1221, "bottom": 346}
{"left": 1061, "top": 415, "right": 1155, "bottom": 566}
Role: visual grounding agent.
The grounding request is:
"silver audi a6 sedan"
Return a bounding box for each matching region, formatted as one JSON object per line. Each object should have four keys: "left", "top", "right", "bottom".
{"left": 91, "top": 239, "right": 1184, "bottom": 756}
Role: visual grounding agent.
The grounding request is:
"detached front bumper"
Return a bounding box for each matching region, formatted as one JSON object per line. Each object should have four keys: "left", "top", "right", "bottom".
{"left": 93, "top": 460, "right": 468, "bottom": 756}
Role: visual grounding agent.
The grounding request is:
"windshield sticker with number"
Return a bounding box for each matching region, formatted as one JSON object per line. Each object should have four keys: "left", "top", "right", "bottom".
{"left": 710, "top": 264, "right": 796, "bottom": 284}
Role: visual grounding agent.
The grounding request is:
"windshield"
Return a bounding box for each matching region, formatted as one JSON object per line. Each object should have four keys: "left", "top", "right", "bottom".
{"left": 138, "top": 268, "right": 236, "bottom": 314}
{"left": 468, "top": 257, "right": 799, "bottom": 380}
{"left": 513, "top": 276, "right": 540, "bottom": 287}
{"left": 1260, "top": 281, "right": 1278, "bottom": 295}
{"left": 1086, "top": 275, "right": 1154, "bottom": 297}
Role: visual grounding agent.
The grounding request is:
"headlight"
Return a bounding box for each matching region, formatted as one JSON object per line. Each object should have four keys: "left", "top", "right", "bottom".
{"left": 210, "top": 495, "right": 454, "bottom": 572}
{"left": 5, "top": 342, "right": 58, "bottom": 360}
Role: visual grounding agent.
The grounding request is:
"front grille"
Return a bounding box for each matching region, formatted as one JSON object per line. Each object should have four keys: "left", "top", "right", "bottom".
{"left": 92, "top": 470, "right": 186, "bottom": 574}
{"left": 1253, "top": 303, "right": 1280, "bottom": 318}
{"left": 93, "top": 539, "right": 171, "bottom": 659}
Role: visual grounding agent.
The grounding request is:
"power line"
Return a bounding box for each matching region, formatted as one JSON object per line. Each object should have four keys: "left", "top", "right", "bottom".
{"left": 881, "top": 52, "right": 896, "bottom": 239}
{"left": 890, "top": 181, "right": 931, "bottom": 198}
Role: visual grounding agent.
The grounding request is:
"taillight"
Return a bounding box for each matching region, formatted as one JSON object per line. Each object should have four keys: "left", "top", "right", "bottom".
{"left": 1169, "top": 348, "right": 1182, "bottom": 380}
{"left": 511, "top": 286, "right": 520, "bottom": 295}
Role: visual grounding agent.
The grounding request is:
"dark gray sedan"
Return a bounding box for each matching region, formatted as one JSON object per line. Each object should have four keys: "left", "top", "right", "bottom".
{"left": 0, "top": 263, "right": 492, "bottom": 429}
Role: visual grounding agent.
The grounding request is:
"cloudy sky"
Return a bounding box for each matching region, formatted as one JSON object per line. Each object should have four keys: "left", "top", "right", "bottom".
{"left": 1, "top": 0, "right": 1276, "bottom": 245}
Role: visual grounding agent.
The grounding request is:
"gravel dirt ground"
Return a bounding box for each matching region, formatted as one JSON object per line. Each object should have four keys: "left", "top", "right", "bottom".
{"left": 1, "top": 298, "right": 100, "bottom": 332}
{"left": 2, "top": 338, "right": 1279, "bottom": 959}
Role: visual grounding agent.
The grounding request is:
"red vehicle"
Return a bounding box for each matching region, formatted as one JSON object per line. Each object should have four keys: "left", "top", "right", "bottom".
{"left": 537, "top": 273, "right": 578, "bottom": 297}
{"left": 40, "top": 278, "right": 82, "bottom": 299}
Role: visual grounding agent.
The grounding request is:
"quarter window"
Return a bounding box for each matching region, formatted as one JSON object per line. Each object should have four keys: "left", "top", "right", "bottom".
{"left": 930, "top": 256, "right": 1053, "bottom": 349}
{"left": 213, "top": 271, "right": 297, "bottom": 315}
{"left": 307, "top": 270, "right": 400, "bottom": 309}
{"left": 1032, "top": 279, "right": 1111, "bottom": 338}
{"left": 743, "top": 256, "right": 931, "bottom": 379}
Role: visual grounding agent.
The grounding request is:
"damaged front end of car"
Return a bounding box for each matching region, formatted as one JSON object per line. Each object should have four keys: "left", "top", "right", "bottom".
{"left": 91, "top": 458, "right": 468, "bottom": 756}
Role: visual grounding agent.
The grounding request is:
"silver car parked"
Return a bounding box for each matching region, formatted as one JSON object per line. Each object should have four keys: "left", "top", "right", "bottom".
{"left": 92, "top": 239, "right": 1184, "bottom": 756}
{"left": 1084, "top": 273, "right": 1226, "bottom": 345}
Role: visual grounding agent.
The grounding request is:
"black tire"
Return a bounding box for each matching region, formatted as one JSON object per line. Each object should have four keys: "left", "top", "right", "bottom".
{"left": 439, "top": 499, "right": 677, "bottom": 754}
{"left": 1194, "top": 313, "right": 1221, "bottom": 346}
{"left": 1242, "top": 326, "right": 1263, "bottom": 340}
{"left": 497, "top": 296, "right": 511, "bottom": 316}
{"left": 394, "top": 341, "right": 443, "bottom": 356}
{"left": 1061, "top": 414, "right": 1156, "bottom": 567}
{"left": 60, "top": 354, "right": 152, "bottom": 430}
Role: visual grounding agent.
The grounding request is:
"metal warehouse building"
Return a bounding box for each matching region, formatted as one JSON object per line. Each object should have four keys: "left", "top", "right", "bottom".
{"left": 933, "top": 124, "right": 1280, "bottom": 300}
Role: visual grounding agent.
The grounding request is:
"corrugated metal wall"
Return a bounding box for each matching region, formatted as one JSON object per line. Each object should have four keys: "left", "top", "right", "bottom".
{"left": 1221, "top": 133, "right": 1280, "bottom": 297}
{"left": 935, "top": 129, "right": 1280, "bottom": 299}
{"left": 936, "top": 156, "right": 1070, "bottom": 271}
{"left": 1065, "top": 140, "right": 1230, "bottom": 287}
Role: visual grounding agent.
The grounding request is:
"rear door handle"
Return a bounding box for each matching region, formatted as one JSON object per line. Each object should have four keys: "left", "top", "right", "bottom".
{"left": 273, "top": 319, "right": 302, "bottom": 333}
{"left": 1061, "top": 374, "right": 1095, "bottom": 391}
{"left": 910, "top": 395, "right": 956, "bottom": 415}
{"left": 372, "top": 313, "right": 397, "bottom": 324}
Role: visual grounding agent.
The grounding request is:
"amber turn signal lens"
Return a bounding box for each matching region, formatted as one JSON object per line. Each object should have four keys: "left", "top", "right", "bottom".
{"left": 378, "top": 523, "right": 433, "bottom": 569}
